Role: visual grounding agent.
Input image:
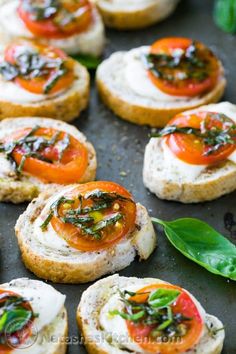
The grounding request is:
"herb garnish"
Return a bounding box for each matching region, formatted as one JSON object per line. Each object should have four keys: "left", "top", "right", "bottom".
{"left": 0, "top": 293, "right": 38, "bottom": 346}
{"left": 143, "top": 41, "right": 212, "bottom": 83}
{"left": 0, "top": 126, "right": 70, "bottom": 175}
{"left": 0, "top": 50, "right": 68, "bottom": 94}
{"left": 21, "top": 0, "right": 60, "bottom": 21}
{"left": 40, "top": 190, "right": 133, "bottom": 239}
{"left": 151, "top": 113, "right": 236, "bottom": 155}
{"left": 21, "top": 0, "right": 90, "bottom": 32}
{"left": 110, "top": 288, "right": 191, "bottom": 339}
{"left": 152, "top": 217, "right": 236, "bottom": 281}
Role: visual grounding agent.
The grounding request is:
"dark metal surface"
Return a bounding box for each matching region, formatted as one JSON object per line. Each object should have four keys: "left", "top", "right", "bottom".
{"left": 1, "top": 0, "right": 236, "bottom": 352}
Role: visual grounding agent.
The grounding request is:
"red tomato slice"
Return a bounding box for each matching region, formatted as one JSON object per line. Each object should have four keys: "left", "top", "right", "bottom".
{"left": 5, "top": 127, "right": 88, "bottom": 184}
{"left": 4, "top": 40, "right": 74, "bottom": 95}
{"left": 0, "top": 290, "right": 34, "bottom": 353}
{"left": 50, "top": 181, "right": 137, "bottom": 251}
{"left": 165, "top": 111, "right": 236, "bottom": 165}
{"left": 148, "top": 37, "right": 220, "bottom": 97}
{"left": 126, "top": 283, "right": 204, "bottom": 354}
{"left": 18, "top": 0, "right": 92, "bottom": 39}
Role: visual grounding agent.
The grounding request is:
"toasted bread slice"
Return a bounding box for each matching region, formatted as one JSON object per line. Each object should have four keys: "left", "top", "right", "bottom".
{"left": 0, "top": 117, "right": 97, "bottom": 203}
{"left": 96, "top": 50, "right": 226, "bottom": 127}
{"left": 77, "top": 274, "right": 225, "bottom": 354}
{"left": 0, "top": 1, "right": 105, "bottom": 56}
{"left": 0, "top": 60, "right": 89, "bottom": 122}
{"left": 15, "top": 186, "right": 156, "bottom": 284}
{"left": 93, "top": 0, "right": 179, "bottom": 30}
{"left": 143, "top": 102, "right": 236, "bottom": 203}
{"left": 0, "top": 60, "right": 90, "bottom": 122}
{"left": 0, "top": 278, "right": 68, "bottom": 354}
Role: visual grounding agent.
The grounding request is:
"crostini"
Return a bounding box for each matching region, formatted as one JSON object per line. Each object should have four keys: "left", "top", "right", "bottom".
{"left": 0, "top": 39, "right": 89, "bottom": 121}
{"left": 0, "top": 117, "right": 96, "bottom": 203}
{"left": 93, "top": 0, "right": 179, "bottom": 30}
{"left": 143, "top": 101, "right": 236, "bottom": 203}
{"left": 97, "top": 37, "right": 226, "bottom": 126}
{"left": 0, "top": 278, "right": 67, "bottom": 354}
{"left": 0, "top": 0, "right": 105, "bottom": 57}
{"left": 15, "top": 181, "right": 156, "bottom": 283}
{"left": 77, "top": 274, "right": 225, "bottom": 354}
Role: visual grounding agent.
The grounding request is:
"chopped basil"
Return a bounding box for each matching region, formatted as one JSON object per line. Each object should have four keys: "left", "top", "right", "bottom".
{"left": 151, "top": 113, "right": 236, "bottom": 156}
{"left": 148, "top": 288, "right": 181, "bottom": 309}
{"left": 21, "top": 0, "right": 59, "bottom": 21}
{"left": 57, "top": 134, "right": 70, "bottom": 161}
{"left": 44, "top": 63, "right": 68, "bottom": 94}
{"left": 110, "top": 288, "right": 191, "bottom": 340}
{"left": 143, "top": 41, "right": 211, "bottom": 83}
{"left": 40, "top": 191, "right": 133, "bottom": 240}
{"left": 0, "top": 49, "right": 68, "bottom": 94}
{"left": 0, "top": 126, "right": 71, "bottom": 175}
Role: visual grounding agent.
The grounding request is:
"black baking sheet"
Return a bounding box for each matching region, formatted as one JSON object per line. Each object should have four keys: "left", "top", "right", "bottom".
{"left": 0, "top": 0, "right": 236, "bottom": 353}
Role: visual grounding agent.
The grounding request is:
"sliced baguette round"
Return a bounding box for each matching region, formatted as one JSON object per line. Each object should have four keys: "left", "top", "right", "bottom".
{"left": 96, "top": 51, "right": 226, "bottom": 127}
{"left": 0, "top": 278, "right": 68, "bottom": 354}
{"left": 77, "top": 274, "right": 225, "bottom": 354}
{"left": 0, "top": 60, "right": 89, "bottom": 122}
{"left": 94, "top": 0, "right": 179, "bottom": 30}
{"left": 143, "top": 102, "right": 236, "bottom": 203}
{"left": 15, "top": 186, "right": 157, "bottom": 283}
{"left": 0, "top": 117, "right": 97, "bottom": 203}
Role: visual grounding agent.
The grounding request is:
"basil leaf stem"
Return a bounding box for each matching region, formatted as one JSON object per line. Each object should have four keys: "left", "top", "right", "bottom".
{"left": 152, "top": 217, "right": 236, "bottom": 281}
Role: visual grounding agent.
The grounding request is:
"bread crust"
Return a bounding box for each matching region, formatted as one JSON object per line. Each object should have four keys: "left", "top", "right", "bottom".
{"left": 95, "top": 0, "right": 179, "bottom": 30}
{"left": 0, "top": 117, "right": 97, "bottom": 203}
{"left": 0, "top": 61, "right": 90, "bottom": 122}
{"left": 77, "top": 275, "right": 225, "bottom": 354}
{"left": 50, "top": 308, "right": 68, "bottom": 354}
{"left": 96, "top": 51, "right": 226, "bottom": 127}
{"left": 143, "top": 102, "right": 236, "bottom": 203}
{"left": 15, "top": 187, "right": 156, "bottom": 283}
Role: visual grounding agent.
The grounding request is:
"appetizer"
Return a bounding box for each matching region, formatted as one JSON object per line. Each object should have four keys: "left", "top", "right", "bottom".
{"left": 93, "top": 0, "right": 179, "bottom": 30}
{"left": 143, "top": 102, "right": 236, "bottom": 203}
{"left": 0, "top": 117, "right": 96, "bottom": 203}
{"left": 15, "top": 181, "right": 156, "bottom": 283}
{"left": 77, "top": 274, "right": 225, "bottom": 354}
{"left": 0, "top": 0, "right": 105, "bottom": 57}
{"left": 0, "top": 278, "right": 67, "bottom": 354}
{"left": 0, "top": 39, "right": 89, "bottom": 120}
{"left": 97, "top": 37, "right": 226, "bottom": 126}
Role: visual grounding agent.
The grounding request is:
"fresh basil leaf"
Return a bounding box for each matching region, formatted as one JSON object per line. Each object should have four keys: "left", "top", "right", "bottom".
{"left": 148, "top": 288, "right": 180, "bottom": 309}
{"left": 0, "top": 309, "right": 32, "bottom": 334}
{"left": 71, "top": 54, "right": 101, "bottom": 69}
{"left": 214, "top": 0, "right": 236, "bottom": 33}
{"left": 152, "top": 217, "right": 236, "bottom": 280}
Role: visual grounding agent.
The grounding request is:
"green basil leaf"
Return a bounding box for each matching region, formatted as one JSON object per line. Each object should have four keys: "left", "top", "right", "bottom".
{"left": 71, "top": 54, "right": 101, "bottom": 69}
{"left": 214, "top": 0, "right": 236, "bottom": 33}
{"left": 0, "top": 309, "right": 32, "bottom": 334}
{"left": 152, "top": 217, "right": 236, "bottom": 280}
{"left": 148, "top": 288, "right": 180, "bottom": 309}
